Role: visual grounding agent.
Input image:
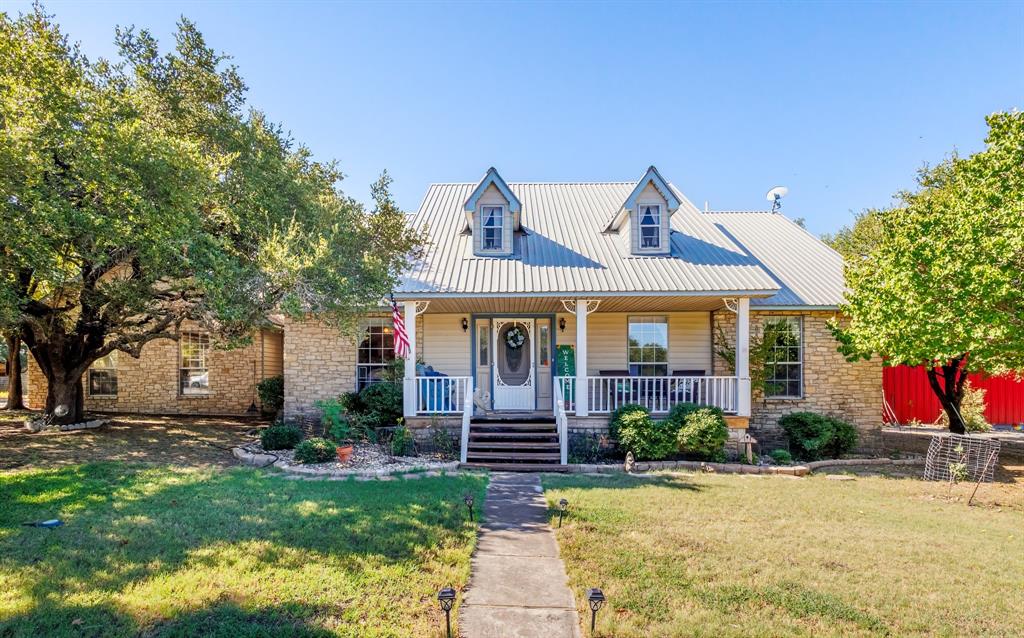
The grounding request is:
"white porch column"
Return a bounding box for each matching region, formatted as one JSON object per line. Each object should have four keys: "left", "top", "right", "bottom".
{"left": 402, "top": 300, "right": 418, "bottom": 418}
{"left": 575, "top": 299, "right": 589, "bottom": 417}
{"left": 736, "top": 297, "right": 752, "bottom": 417}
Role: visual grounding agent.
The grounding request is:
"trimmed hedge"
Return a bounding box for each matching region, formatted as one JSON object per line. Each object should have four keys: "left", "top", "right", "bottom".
{"left": 676, "top": 407, "right": 728, "bottom": 462}
{"left": 294, "top": 437, "right": 337, "bottom": 464}
{"left": 779, "top": 412, "right": 858, "bottom": 461}
{"left": 613, "top": 406, "right": 677, "bottom": 461}
{"left": 260, "top": 423, "right": 302, "bottom": 450}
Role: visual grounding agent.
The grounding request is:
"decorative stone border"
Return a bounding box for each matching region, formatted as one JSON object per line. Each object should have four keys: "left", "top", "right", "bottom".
{"left": 232, "top": 446, "right": 460, "bottom": 478}
{"left": 24, "top": 418, "right": 108, "bottom": 433}
{"left": 567, "top": 456, "right": 925, "bottom": 477}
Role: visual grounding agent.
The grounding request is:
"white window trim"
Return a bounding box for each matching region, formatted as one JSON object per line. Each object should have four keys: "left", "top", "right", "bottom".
{"left": 87, "top": 352, "right": 118, "bottom": 398}
{"left": 627, "top": 315, "right": 669, "bottom": 377}
{"left": 636, "top": 203, "right": 662, "bottom": 252}
{"left": 479, "top": 205, "right": 505, "bottom": 252}
{"left": 180, "top": 332, "right": 211, "bottom": 396}
{"left": 357, "top": 317, "right": 396, "bottom": 391}
{"left": 765, "top": 317, "right": 804, "bottom": 400}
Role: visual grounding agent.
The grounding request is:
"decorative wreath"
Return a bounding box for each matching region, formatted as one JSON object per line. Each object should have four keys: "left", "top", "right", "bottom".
{"left": 504, "top": 326, "right": 526, "bottom": 350}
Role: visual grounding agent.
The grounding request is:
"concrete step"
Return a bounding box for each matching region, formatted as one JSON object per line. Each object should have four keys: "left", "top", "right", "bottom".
{"left": 468, "top": 441, "right": 560, "bottom": 450}
{"left": 470, "top": 423, "right": 558, "bottom": 431}
{"left": 470, "top": 432, "right": 558, "bottom": 440}
{"left": 466, "top": 451, "right": 561, "bottom": 461}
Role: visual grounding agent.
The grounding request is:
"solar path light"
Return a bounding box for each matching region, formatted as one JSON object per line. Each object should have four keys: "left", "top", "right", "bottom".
{"left": 586, "top": 587, "right": 605, "bottom": 634}
{"left": 463, "top": 492, "right": 474, "bottom": 522}
{"left": 437, "top": 587, "right": 456, "bottom": 638}
{"left": 558, "top": 498, "right": 568, "bottom": 527}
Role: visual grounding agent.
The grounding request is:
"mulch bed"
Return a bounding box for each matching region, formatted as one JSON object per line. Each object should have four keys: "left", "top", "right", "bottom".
{"left": 0, "top": 410, "right": 264, "bottom": 470}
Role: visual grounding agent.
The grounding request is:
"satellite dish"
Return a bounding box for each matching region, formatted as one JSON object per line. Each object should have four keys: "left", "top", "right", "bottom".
{"left": 765, "top": 186, "right": 788, "bottom": 212}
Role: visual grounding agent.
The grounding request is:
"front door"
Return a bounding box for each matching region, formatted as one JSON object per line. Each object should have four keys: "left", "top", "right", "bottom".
{"left": 492, "top": 319, "right": 535, "bottom": 410}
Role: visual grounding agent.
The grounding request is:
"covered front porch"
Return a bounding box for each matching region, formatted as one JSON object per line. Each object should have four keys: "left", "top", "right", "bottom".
{"left": 396, "top": 295, "right": 753, "bottom": 464}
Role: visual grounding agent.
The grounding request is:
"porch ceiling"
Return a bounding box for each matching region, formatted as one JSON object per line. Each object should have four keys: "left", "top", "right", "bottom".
{"left": 414, "top": 295, "right": 737, "bottom": 314}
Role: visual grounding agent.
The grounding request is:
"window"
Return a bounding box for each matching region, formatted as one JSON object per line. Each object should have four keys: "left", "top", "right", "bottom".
{"left": 180, "top": 333, "right": 210, "bottom": 395}
{"left": 477, "top": 322, "right": 489, "bottom": 366}
{"left": 88, "top": 352, "right": 118, "bottom": 397}
{"left": 538, "top": 321, "right": 550, "bottom": 366}
{"left": 764, "top": 317, "right": 803, "bottom": 398}
{"left": 627, "top": 316, "right": 668, "bottom": 376}
{"left": 638, "top": 204, "right": 661, "bottom": 250}
{"left": 357, "top": 318, "right": 395, "bottom": 390}
{"left": 481, "top": 205, "right": 504, "bottom": 251}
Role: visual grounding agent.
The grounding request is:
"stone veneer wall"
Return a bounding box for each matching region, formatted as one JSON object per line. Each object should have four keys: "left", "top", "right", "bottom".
{"left": 26, "top": 325, "right": 281, "bottom": 416}
{"left": 711, "top": 309, "right": 882, "bottom": 448}
{"left": 281, "top": 314, "right": 425, "bottom": 423}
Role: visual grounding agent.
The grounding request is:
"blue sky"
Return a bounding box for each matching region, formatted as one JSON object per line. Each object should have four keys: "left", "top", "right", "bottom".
{"left": 10, "top": 1, "right": 1023, "bottom": 235}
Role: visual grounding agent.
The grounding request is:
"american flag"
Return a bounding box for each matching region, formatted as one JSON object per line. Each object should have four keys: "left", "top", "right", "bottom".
{"left": 391, "top": 297, "right": 410, "bottom": 359}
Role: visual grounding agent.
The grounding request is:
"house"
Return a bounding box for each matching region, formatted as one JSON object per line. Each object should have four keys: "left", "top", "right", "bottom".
{"left": 283, "top": 167, "right": 880, "bottom": 468}
{"left": 24, "top": 166, "right": 879, "bottom": 470}
{"left": 25, "top": 322, "right": 284, "bottom": 417}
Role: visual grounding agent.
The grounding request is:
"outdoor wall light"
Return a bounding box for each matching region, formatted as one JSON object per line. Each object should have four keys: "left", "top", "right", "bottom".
{"left": 586, "top": 588, "right": 606, "bottom": 633}
{"left": 463, "top": 492, "right": 474, "bottom": 522}
{"left": 559, "top": 317, "right": 566, "bottom": 332}
{"left": 437, "top": 587, "right": 456, "bottom": 638}
{"left": 461, "top": 317, "right": 469, "bottom": 332}
{"left": 558, "top": 498, "right": 569, "bottom": 528}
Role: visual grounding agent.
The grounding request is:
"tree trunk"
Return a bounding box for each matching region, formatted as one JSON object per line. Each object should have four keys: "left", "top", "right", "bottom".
{"left": 925, "top": 355, "right": 969, "bottom": 434}
{"left": 4, "top": 335, "right": 24, "bottom": 410}
{"left": 44, "top": 373, "right": 84, "bottom": 425}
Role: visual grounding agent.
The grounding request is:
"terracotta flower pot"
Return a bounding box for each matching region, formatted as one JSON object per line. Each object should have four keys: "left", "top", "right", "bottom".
{"left": 336, "top": 443, "right": 354, "bottom": 463}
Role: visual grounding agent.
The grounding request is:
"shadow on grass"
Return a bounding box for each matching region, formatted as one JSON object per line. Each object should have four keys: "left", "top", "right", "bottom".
{"left": 0, "top": 463, "right": 486, "bottom": 637}
{"left": 544, "top": 472, "right": 705, "bottom": 492}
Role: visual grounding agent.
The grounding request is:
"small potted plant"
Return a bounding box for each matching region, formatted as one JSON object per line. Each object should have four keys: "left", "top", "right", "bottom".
{"left": 330, "top": 415, "right": 356, "bottom": 463}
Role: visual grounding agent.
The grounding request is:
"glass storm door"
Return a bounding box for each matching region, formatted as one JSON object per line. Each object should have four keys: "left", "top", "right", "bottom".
{"left": 492, "top": 319, "right": 535, "bottom": 410}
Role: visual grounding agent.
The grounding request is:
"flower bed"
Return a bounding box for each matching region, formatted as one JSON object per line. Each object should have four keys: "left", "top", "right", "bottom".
{"left": 233, "top": 441, "right": 458, "bottom": 477}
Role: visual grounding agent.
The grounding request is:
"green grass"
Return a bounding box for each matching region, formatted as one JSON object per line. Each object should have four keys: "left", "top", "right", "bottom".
{"left": 544, "top": 473, "right": 1024, "bottom": 637}
{"left": 0, "top": 463, "right": 486, "bottom": 637}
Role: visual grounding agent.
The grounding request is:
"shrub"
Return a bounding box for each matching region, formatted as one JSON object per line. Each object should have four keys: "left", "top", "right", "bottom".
{"left": 429, "top": 425, "right": 457, "bottom": 459}
{"left": 339, "top": 390, "right": 365, "bottom": 414}
{"left": 260, "top": 423, "right": 302, "bottom": 450}
{"left": 609, "top": 404, "right": 648, "bottom": 441}
{"left": 779, "top": 412, "right": 858, "bottom": 461}
{"left": 677, "top": 407, "right": 728, "bottom": 462}
{"left": 389, "top": 425, "right": 415, "bottom": 456}
{"left": 769, "top": 449, "right": 793, "bottom": 465}
{"left": 256, "top": 375, "right": 284, "bottom": 413}
{"left": 615, "top": 408, "right": 676, "bottom": 461}
{"left": 359, "top": 382, "right": 403, "bottom": 428}
{"left": 663, "top": 402, "right": 703, "bottom": 430}
{"left": 316, "top": 397, "right": 346, "bottom": 434}
{"left": 938, "top": 380, "right": 992, "bottom": 432}
{"left": 294, "top": 437, "right": 336, "bottom": 464}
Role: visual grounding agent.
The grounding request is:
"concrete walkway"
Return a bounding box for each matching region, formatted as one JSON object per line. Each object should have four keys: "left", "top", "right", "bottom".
{"left": 459, "top": 472, "right": 582, "bottom": 638}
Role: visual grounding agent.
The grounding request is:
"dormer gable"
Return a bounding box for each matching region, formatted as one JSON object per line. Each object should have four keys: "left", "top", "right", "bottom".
{"left": 464, "top": 167, "right": 521, "bottom": 257}
{"left": 605, "top": 166, "right": 681, "bottom": 255}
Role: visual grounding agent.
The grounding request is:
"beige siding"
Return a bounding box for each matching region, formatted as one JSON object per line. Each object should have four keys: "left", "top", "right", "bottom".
{"left": 472, "top": 184, "right": 514, "bottom": 257}
{"left": 260, "top": 330, "right": 284, "bottom": 379}
{"left": 422, "top": 313, "right": 471, "bottom": 376}
{"left": 552, "top": 311, "right": 710, "bottom": 375}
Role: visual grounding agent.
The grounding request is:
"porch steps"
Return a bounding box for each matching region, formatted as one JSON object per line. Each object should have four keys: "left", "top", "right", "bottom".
{"left": 463, "top": 418, "right": 568, "bottom": 472}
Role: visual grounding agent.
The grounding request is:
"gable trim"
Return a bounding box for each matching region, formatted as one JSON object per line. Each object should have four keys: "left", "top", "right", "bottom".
{"left": 464, "top": 167, "right": 522, "bottom": 215}
{"left": 607, "top": 165, "right": 681, "bottom": 232}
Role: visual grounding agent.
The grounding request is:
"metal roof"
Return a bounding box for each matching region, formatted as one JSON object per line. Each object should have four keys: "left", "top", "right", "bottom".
{"left": 704, "top": 211, "right": 846, "bottom": 308}
{"left": 397, "top": 181, "right": 841, "bottom": 308}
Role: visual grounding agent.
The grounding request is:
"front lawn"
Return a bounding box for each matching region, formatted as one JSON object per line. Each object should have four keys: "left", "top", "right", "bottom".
{"left": 545, "top": 472, "right": 1023, "bottom": 637}
{"left": 0, "top": 463, "right": 485, "bottom": 637}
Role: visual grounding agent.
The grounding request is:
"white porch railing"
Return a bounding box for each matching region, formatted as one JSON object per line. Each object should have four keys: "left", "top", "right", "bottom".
{"left": 460, "top": 378, "right": 473, "bottom": 464}
{"left": 554, "top": 382, "right": 569, "bottom": 465}
{"left": 555, "top": 376, "right": 576, "bottom": 413}
{"left": 557, "top": 375, "right": 738, "bottom": 415}
{"left": 414, "top": 376, "right": 472, "bottom": 415}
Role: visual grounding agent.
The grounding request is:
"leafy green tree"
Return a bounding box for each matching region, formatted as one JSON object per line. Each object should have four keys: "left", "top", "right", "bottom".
{"left": 833, "top": 112, "right": 1024, "bottom": 433}
{"left": 0, "top": 7, "right": 421, "bottom": 423}
{"left": 821, "top": 209, "right": 884, "bottom": 262}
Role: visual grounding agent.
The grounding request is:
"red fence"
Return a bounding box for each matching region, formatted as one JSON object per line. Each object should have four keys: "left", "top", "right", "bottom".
{"left": 883, "top": 365, "right": 1024, "bottom": 425}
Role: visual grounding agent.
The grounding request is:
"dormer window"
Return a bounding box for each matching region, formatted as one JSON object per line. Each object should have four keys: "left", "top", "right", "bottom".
{"left": 639, "top": 204, "right": 661, "bottom": 249}
{"left": 482, "top": 205, "right": 504, "bottom": 251}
